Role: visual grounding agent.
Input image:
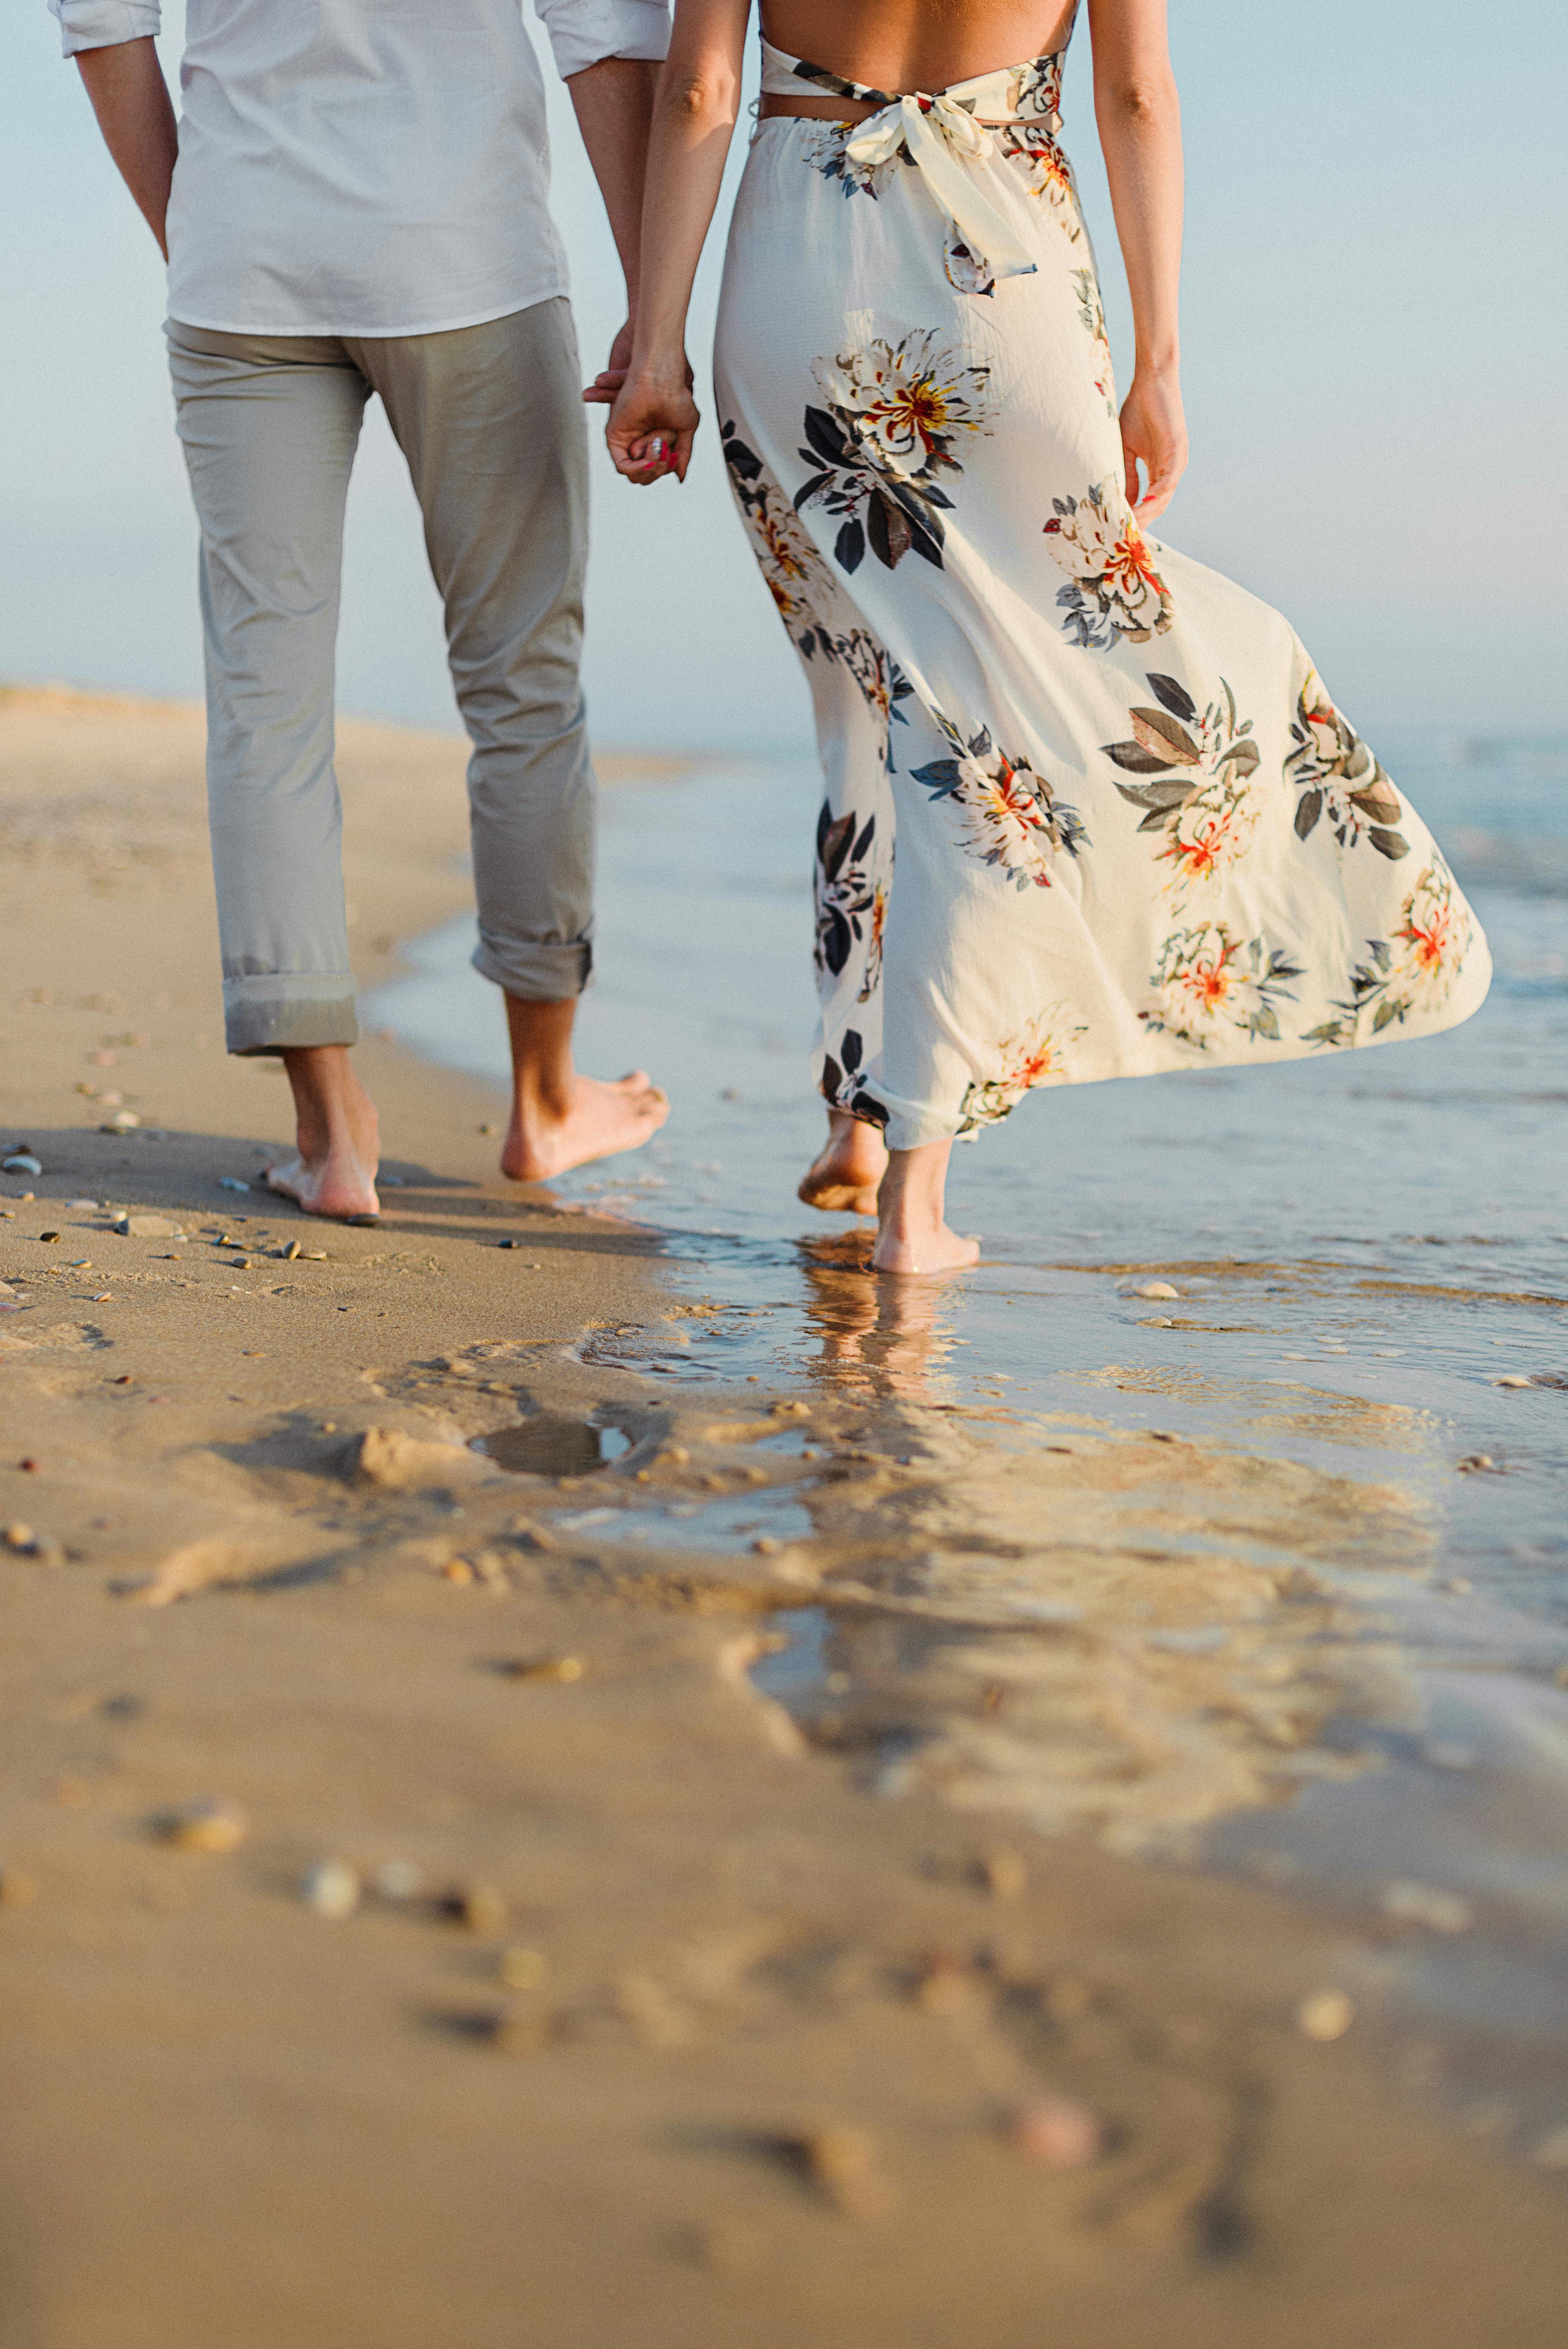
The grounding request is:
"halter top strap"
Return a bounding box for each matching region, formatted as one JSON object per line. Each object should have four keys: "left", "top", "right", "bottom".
{"left": 758, "top": 29, "right": 1074, "bottom": 287}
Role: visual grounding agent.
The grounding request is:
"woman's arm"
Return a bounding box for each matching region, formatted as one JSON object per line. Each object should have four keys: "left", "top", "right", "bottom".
{"left": 74, "top": 36, "right": 178, "bottom": 260}
{"left": 1088, "top": 0, "right": 1187, "bottom": 523}
{"left": 604, "top": 0, "right": 749, "bottom": 486}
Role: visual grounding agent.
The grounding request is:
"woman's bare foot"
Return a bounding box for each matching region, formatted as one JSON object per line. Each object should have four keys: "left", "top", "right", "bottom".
{"left": 266, "top": 1045, "right": 380, "bottom": 1223}
{"left": 499, "top": 994, "right": 667, "bottom": 1184}
{"left": 870, "top": 1134, "right": 980, "bottom": 1277}
{"left": 501, "top": 1068, "right": 669, "bottom": 1182}
{"left": 798, "top": 1108, "right": 889, "bottom": 1215}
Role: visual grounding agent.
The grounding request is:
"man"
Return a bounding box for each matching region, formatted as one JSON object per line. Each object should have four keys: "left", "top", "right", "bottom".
{"left": 51, "top": 0, "right": 671, "bottom": 1221}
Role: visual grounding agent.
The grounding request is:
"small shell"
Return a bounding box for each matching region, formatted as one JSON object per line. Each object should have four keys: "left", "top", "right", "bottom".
{"left": 1297, "top": 1988, "right": 1354, "bottom": 2042}
{"left": 158, "top": 1799, "right": 248, "bottom": 1854}
{"left": 301, "top": 1860, "right": 360, "bottom": 1919}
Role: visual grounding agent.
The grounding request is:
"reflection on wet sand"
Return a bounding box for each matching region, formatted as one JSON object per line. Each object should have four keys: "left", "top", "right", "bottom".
{"left": 724, "top": 1239, "right": 1425, "bottom": 1857}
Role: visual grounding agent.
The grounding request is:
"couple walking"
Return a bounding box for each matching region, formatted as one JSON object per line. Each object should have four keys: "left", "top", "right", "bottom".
{"left": 59, "top": 0, "right": 1489, "bottom": 1273}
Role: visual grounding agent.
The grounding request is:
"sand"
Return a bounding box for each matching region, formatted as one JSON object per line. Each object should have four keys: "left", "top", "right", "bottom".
{"left": 1, "top": 685, "right": 1565, "bottom": 2348}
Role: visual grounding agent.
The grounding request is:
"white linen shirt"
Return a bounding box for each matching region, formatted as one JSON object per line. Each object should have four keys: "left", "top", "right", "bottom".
{"left": 50, "top": 0, "right": 670, "bottom": 336}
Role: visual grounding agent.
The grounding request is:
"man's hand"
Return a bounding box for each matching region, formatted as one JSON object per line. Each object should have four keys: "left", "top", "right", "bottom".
{"left": 75, "top": 36, "right": 178, "bottom": 259}
{"left": 583, "top": 320, "right": 635, "bottom": 408}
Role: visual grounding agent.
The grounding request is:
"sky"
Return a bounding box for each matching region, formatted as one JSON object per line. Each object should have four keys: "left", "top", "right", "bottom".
{"left": 4, "top": 1, "right": 1564, "bottom": 755}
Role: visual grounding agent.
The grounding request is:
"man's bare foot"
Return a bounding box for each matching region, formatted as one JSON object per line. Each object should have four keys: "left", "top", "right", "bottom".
{"left": 871, "top": 1133, "right": 979, "bottom": 1276}
{"left": 798, "top": 1108, "right": 889, "bottom": 1215}
{"left": 266, "top": 1045, "right": 380, "bottom": 1223}
{"left": 499, "top": 994, "right": 667, "bottom": 1185}
{"left": 501, "top": 1069, "right": 669, "bottom": 1183}
{"left": 871, "top": 1222, "right": 981, "bottom": 1276}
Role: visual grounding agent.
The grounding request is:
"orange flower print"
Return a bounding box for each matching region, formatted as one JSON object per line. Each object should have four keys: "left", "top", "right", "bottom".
{"left": 1142, "top": 923, "right": 1302, "bottom": 1049}
{"left": 1045, "top": 482, "right": 1173, "bottom": 647}
{"left": 1103, "top": 672, "right": 1262, "bottom": 904}
{"left": 915, "top": 713, "right": 1086, "bottom": 891}
{"left": 958, "top": 1006, "right": 1088, "bottom": 1131}
{"left": 998, "top": 123, "right": 1082, "bottom": 237}
{"left": 1287, "top": 668, "right": 1410, "bottom": 861}
{"left": 1305, "top": 861, "right": 1472, "bottom": 1048}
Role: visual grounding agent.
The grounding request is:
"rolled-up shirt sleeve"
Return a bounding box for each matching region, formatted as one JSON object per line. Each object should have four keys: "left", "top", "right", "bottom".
{"left": 534, "top": 0, "right": 670, "bottom": 79}
{"left": 49, "top": 0, "right": 161, "bottom": 57}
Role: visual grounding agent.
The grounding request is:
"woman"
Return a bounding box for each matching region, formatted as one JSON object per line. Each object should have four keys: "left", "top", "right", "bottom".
{"left": 604, "top": 1, "right": 1490, "bottom": 1271}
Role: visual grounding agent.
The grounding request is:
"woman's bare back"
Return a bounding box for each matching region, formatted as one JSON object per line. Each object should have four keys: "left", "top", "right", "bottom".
{"left": 759, "top": 0, "right": 1077, "bottom": 99}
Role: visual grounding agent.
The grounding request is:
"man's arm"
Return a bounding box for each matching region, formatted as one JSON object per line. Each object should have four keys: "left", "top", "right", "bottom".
{"left": 565, "top": 55, "right": 659, "bottom": 323}
{"left": 534, "top": 0, "right": 670, "bottom": 396}
{"left": 73, "top": 34, "right": 178, "bottom": 259}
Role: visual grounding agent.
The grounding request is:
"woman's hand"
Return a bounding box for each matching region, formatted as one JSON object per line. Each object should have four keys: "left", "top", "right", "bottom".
{"left": 605, "top": 364, "right": 701, "bottom": 487}
{"left": 1119, "top": 366, "right": 1187, "bottom": 526}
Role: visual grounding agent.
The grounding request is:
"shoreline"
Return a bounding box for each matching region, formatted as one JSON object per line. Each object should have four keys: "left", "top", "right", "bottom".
{"left": 2, "top": 687, "right": 1565, "bottom": 2345}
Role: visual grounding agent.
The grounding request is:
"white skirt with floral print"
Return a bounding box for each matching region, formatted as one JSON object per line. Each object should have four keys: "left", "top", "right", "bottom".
{"left": 712, "top": 39, "right": 1490, "bottom": 1149}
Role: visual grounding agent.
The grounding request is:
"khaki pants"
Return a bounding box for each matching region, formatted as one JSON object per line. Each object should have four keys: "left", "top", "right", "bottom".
{"left": 167, "top": 300, "right": 595, "bottom": 1054}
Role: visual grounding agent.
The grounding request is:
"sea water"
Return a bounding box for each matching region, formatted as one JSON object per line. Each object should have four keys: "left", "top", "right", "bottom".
{"left": 369, "top": 733, "right": 1568, "bottom": 2143}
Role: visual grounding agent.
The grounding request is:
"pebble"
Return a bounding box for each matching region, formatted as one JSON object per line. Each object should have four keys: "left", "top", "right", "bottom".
{"left": 283, "top": 1240, "right": 302, "bottom": 1260}
{"left": 2, "top": 1154, "right": 42, "bottom": 1178}
{"left": 1007, "top": 2096, "right": 1105, "bottom": 2170}
{"left": 1298, "top": 1989, "right": 1355, "bottom": 2041}
{"left": 1495, "top": 1375, "right": 1532, "bottom": 1388}
{"left": 301, "top": 1860, "right": 360, "bottom": 1919}
{"left": 441, "top": 1559, "right": 474, "bottom": 1584}
{"left": 219, "top": 1177, "right": 250, "bottom": 1193}
{"left": 157, "top": 1798, "right": 248, "bottom": 1854}
{"left": 445, "top": 1881, "right": 509, "bottom": 1936}
{"left": 371, "top": 1859, "right": 423, "bottom": 1902}
{"left": 751, "top": 1537, "right": 780, "bottom": 1555}
{"left": 501, "top": 1653, "right": 584, "bottom": 1683}
{"left": 498, "top": 1944, "right": 548, "bottom": 1990}
{"left": 1380, "top": 1879, "right": 1474, "bottom": 1935}
{"left": 1455, "top": 1454, "right": 1497, "bottom": 1474}
{"left": 68, "top": 1199, "right": 98, "bottom": 1211}
{"left": 1133, "top": 1281, "right": 1180, "bottom": 1300}
{"left": 484, "top": 2007, "right": 553, "bottom": 2055}
{"left": 784, "top": 2127, "right": 891, "bottom": 2218}
{"left": 101, "top": 1112, "right": 140, "bottom": 1132}
{"left": 4, "top": 1525, "right": 35, "bottom": 1551}
{"left": 979, "top": 1847, "right": 1027, "bottom": 1900}
{"left": 0, "top": 1868, "right": 38, "bottom": 1907}
{"left": 115, "top": 1214, "right": 174, "bottom": 1238}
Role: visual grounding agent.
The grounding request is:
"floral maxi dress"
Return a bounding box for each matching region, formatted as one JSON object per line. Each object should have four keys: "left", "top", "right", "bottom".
{"left": 711, "top": 30, "right": 1490, "bottom": 1149}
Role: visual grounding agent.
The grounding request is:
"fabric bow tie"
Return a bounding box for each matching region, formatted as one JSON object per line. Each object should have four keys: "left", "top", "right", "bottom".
{"left": 844, "top": 91, "right": 1037, "bottom": 284}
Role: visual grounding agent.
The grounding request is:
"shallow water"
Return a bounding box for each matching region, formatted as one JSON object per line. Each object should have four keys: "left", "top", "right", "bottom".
{"left": 370, "top": 731, "right": 1568, "bottom": 2146}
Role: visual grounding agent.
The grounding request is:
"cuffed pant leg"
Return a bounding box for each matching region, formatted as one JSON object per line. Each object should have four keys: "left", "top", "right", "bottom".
{"left": 167, "top": 322, "right": 369, "bottom": 1054}
{"left": 358, "top": 300, "right": 595, "bottom": 1004}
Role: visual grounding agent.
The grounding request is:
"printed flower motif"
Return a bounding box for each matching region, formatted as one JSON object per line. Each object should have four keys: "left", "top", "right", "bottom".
{"left": 796, "top": 334, "right": 995, "bottom": 575}
{"left": 1304, "top": 861, "right": 1473, "bottom": 1048}
{"left": 809, "top": 629, "right": 915, "bottom": 768}
{"left": 721, "top": 421, "right": 834, "bottom": 647}
{"left": 1045, "top": 482, "right": 1172, "bottom": 647}
{"left": 997, "top": 124, "right": 1082, "bottom": 237}
{"left": 958, "top": 1006, "right": 1086, "bottom": 1132}
{"left": 1286, "top": 670, "right": 1409, "bottom": 861}
{"left": 1010, "top": 52, "right": 1066, "bottom": 125}
{"left": 1071, "top": 267, "right": 1117, "bottom": 419}
{"left": 820, "top": 1024, "right": 889, "bottom": 1129}
{"left": 814, "top": 800, "right": 888, "bottom": 998}
{"left": 1102, "top": 672, "right": 1261, "bottom": 901}
{"left": 1141, "top": 923, "right": 1303, "bottom": 1049}
{"left": 913, "top": 712, "right": 1086, "bottom": 891}
{"left": 800, "top": 118, "right": 908, "bottom": 201}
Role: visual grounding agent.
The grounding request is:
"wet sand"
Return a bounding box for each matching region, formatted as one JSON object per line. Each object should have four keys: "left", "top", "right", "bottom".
{"left": 2, "top": 687, "right": 1566, "bottom": 2347}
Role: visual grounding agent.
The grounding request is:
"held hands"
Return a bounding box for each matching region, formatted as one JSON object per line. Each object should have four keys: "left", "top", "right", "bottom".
{"left": 1119, "top": 366, "right": 1188, "bottom": 527}
{"left": 592, "top": 333, "right": 700, "bottom": 486}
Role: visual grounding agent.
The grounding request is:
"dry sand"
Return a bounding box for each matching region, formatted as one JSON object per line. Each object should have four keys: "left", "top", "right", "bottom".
{"left": 0, "top": 686, "right": 1564, "bottom": 2347}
